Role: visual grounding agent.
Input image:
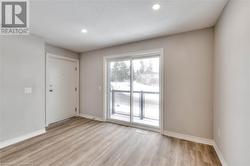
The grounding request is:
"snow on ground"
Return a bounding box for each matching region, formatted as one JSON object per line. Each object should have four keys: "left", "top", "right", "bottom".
{"left": 110, "top": 81, "right": 159, "bottom": 120}
{"left": 111, "top": 81, "right": 159, "bottom": 92}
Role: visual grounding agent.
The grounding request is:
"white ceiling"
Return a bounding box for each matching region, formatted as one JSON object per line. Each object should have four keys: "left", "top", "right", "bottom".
{"left": 30, "top": 0, "right": 228, "bottom": 53}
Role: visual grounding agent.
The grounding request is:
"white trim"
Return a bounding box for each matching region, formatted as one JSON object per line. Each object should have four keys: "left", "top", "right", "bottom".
{"left": 0, "top": 129, "right": 46, "bottom": 149}
{"left": 103, "top": 57, "right": 108, "bottom": 120}
{"left": 213, "top": 142, "right": 228, "bottom": 166}
{"left": 159, "top": 48, "right": 164, "bottom": 135}
{"left": 163, "top": 130, "right": 227, "bottom": 165}
{"left": 76, "top": 60, "right": 80, "bottom": 116}
{"left": 79, "top": 113, "right": 105, "bottom": 122}
{"left": 46, "top": 53, "right": 79, "bottom": 62}
{"left": 103, "top": 48, "right": 164, "bottom": 60}
{"left": 103, "top": 48, "right": 164, "bottom": 132}
{"left": 45, "top": 53, "right": 80, "bottom": 126}
{"left": 130, "top": 57, "right": 133, "bottom": 127}
{"left": 107, "top": 119, "right": 160, "bottom": 133}
{"left": 45, "top": 53, "right": 49, "bottom": 127}
{"left": 163, "top": 130, "right": 214, "bottom": 145}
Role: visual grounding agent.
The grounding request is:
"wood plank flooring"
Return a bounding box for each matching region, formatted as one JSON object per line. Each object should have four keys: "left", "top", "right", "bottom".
{"left": 0, "top": 117, "right": 221, "bottom": 166}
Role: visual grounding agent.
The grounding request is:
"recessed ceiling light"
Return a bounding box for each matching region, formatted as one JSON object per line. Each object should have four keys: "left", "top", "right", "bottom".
{"left": 152, "top": 3, "right": 160, "bottom": 10}
{"left": 81, "top": 29, "right": 88, "bottom": 33}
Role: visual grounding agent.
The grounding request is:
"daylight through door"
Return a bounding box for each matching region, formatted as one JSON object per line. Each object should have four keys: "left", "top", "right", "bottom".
{"left": 107, "top": 53, "right": 160, "bottom": 130}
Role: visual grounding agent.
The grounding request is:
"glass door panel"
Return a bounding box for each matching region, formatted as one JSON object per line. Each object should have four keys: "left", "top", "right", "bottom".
{"left": 108, "top": 59, "right": 131, "bottom": 122}
{"left": 132, "top": 56, "right": 160, "bottom": 127}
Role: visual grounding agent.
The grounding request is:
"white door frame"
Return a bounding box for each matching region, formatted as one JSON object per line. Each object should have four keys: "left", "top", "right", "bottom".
{"left": 103, "top": 48, "right": 164, "bottom": 134}
{"left": 45, "top": 53, "right": 79, "bottom": 127}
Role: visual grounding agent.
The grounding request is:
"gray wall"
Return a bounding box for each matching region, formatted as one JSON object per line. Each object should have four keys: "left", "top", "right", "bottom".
{"left": 0, "top": 39, "right": 3, "bottom": 141}
{"left": 214, "top": 0, "right": 250, "bottom": 165}
{"left": 0, "top": 35, "right": 46, "bottom": 141}
{"left": 80, "top": 28, "right": 214, "bottom": 139}
{"left": 0, "top": 37, "right": 79, "bottom": 142}
{"left": 45, "top": 43, "right": 79, "bottom": 59}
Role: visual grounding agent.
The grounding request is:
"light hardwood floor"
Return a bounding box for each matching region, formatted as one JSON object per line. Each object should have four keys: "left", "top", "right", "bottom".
{"left": 0, "top": 117, "right": 221, "bottom": 166}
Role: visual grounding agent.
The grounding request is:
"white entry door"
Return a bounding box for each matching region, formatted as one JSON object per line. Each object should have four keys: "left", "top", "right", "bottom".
{"left": 46, "top": 54, "right": 79, "bottom": 125}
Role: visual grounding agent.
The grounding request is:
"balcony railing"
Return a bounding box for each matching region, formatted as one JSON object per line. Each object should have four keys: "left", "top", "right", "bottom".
{"left": 110, "top": 89, "right": 159, "bottom": 120}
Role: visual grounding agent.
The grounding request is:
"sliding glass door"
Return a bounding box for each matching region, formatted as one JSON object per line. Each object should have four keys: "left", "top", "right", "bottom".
{"left": 108, "top": 59, "right": 131, "bottom": 123}
{"left": 132, "top": 57, "right": 160, "bottom": 127}
{"left": 107, "top": 54, "right": 160, "bottom": 130}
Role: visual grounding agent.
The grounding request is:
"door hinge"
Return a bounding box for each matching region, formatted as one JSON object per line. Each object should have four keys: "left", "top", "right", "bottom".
{"left": 75, "top": 67, "right": 77, "bottom": 71}
{"left": 75, "top": 87, "right": 77, "bottom": 91}
{"left": 75, "top": 107, "right": 77, "bottom": 112}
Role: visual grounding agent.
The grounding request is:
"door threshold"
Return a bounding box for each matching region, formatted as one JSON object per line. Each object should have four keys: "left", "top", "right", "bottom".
{"left": 106, "top": 119, "right": 160, "bottom": 133}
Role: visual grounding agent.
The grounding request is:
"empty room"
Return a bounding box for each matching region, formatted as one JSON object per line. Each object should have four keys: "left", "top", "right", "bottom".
{"left": 0, "top": 0, "right": 249, "bottom": 166}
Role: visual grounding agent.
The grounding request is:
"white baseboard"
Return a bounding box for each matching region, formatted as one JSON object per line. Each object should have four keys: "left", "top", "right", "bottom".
{"left": 163, "top": 130, "right": 228, "bottom": 166}
{"left": 163, "top": 130, "right": 214, "bottom": 145}
{"left": 0, "top": 129, "right": 46, "bottom": 149}
{"left": 79, "top": 113, "right": 105, "bottom": 122}
{"left": 212, "top": 142, "right": 228, "bottom": 166}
